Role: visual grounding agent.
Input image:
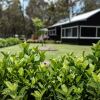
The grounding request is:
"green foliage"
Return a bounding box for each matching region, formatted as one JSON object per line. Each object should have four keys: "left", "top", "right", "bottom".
{"left": 0, "top": 41, "right": 100, "bottom": 100}
{"left": 0, "top": 38, "right": 21, "bottom": 48}
{"left": 0, "top": 0, "right": 34, "bottom": 37}
{"left": 82, "top": 0, "right": 100, "bottom": 13}
{"left": 32, "top": 18, "right": 44, "bottom": 35}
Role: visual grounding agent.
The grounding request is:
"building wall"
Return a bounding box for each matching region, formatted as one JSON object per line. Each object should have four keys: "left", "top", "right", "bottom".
{"left": 56, "top": 26, "right": 61, "bottom": 40}
{"left": 48, "top": 26, "right": 61, "bottom": 40}
{"left": 48, "top": 12, "right": 100, "bottom": 44}
{"left": 81, "top": 27, "right": 96, "bottom": 37}
{"left": 86, "top": 12, "right": 100, "bottom": 26}
{"left": 61, "top": 38, "right": 99, "bottom": 44}
{"left": 78, "top": 12, "right": 100, "bottom": 26}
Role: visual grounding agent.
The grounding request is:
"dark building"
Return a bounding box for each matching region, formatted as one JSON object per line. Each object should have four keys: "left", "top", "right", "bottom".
{"left": 48, "top": 9, "right": 100, "bottom": 44}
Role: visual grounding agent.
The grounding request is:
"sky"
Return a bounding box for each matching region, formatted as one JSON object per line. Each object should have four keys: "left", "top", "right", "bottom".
{"left": 20, "top": 0, "right": 57, "bottom": 9}
{"left": 45, "top": 0, "right": 57, "bottom": 3}
{"left": 20, "top": 0, "right": 29, "bottom": 10}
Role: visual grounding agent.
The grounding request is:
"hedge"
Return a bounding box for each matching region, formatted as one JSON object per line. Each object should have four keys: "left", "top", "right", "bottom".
{"left": 0, "top": 38, "right": 22, "bottom": 48}
{"left": 0, "top": 42, "right": 100, "bottom": 100}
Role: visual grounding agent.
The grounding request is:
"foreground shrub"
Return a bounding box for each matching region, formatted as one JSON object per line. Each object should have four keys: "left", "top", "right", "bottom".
{"left": 0, "top": 38, "right": 7, "bottom": 47}
{"left": 0, "top": 38, "right": 21, "bottom": 48}
{"left": 0, "top": 42, "right": 100, "bottom": 100}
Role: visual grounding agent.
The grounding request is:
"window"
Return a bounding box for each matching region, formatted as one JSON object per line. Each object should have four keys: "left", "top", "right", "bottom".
{"left": 97, "top": 28, "right": 100, "bottom": 37}
{"left": 49, "top": 31, "right": 52, "bottom": 35}
{"left": 62, "top": 29, "right": 65, "bottom": 37}
{"left": 62, "top": 28, "right": 72, "bottom": 37}
{"left": 48, "top": 31, "right": 50, "bottom": 35}
{"left": 65, "top": 28, "right": 72, "bottom": 37}
{"left": 52, "top": 30, "right": 54, "bottom": 35}
{"left": 81, "top": 27, "right": 96, "bottom": 37}
{"left": 61, "top": 26, "right": 78, "bottom": 38}
{"left": 49, "top": 29, "right": 56, "bottom": 36}
{"left": 72, "top": 28, "right": 77, "bottom": 37}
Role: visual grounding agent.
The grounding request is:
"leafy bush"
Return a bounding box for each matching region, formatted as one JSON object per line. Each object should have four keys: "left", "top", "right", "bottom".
{"left": 0, "top": 38, "right": 21, "bottom": 48}
{"left": 0, "top": 38, "right": 7, "bottom": 47}
{"left": 0, "top": 41, "right": 100, "bottom": 100}
{"left": 6, "top": 38, "right": 21, "bottom": 46}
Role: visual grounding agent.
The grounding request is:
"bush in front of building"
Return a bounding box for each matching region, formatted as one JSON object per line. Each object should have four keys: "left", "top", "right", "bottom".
{"left": 0, "top": 38, "right": 22, "bottom": 48}
{"left": 0, "top": 42, "right": 100, "bottom": 100}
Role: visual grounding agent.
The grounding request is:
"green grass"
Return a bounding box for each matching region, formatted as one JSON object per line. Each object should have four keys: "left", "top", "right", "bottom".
{"left": 0, "top": 43, "right": 92, "bottom": 59}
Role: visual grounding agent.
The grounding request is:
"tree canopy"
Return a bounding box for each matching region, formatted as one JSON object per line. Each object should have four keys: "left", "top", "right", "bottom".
{"left": 0, "top": 0, "right": 100, "bottom": 38}
{"left": 78, "top": 0, "right": 100, "bottom": 13}
{"left": 0, "top": 0, "right": 34, "bottom": 38}
{"left": 32, "top": 17, "right": 44, "bottom": 35}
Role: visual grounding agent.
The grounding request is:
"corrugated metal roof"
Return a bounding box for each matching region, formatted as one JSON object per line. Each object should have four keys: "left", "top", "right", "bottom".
{"left": 49, "top": 18, "right": 69, "bottom": 28}
{"left": 49, "top": 9, "right": 100, "bottom": 28}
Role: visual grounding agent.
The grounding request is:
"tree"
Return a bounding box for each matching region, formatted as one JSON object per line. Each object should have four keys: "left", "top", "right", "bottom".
{"left": 26, "top": 0, "right": 79, "bottom": 26}
{"left": 32, "top": 17, "right": 44, "bottom": 35}
{"left": 26, "top": 0, "right": 69, "bottom": 26}
{"left": 26, "top": 0, "right": 48, "bottom": 22}
{"left": 32, "top": 17, "right": 46, "bottom": 46}
{"left": 0, "top": 0, "right": 34, "bottom": 39}
{"left": 46, "top": 0, "right": 68, "bottom": 25}
{"left": 79, "top": 0, "right": 100, "bottom": 13}
{"left": 46, "top": 0, "right": 80, "bottom": 26}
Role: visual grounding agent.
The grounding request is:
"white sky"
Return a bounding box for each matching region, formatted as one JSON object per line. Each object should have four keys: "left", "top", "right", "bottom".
{"left": 20, "top": 0, "right": 58, "bottom": 9}
{"left": 44, "top": 0, "right": 57, "bottom": 3}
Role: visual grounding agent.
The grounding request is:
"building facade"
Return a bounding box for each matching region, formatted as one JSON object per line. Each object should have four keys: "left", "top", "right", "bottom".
{"left": 48, "top": 9, "right": 100, "bottom": 44}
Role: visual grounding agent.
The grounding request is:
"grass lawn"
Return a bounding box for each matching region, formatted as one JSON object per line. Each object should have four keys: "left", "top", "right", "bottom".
{"left": 0, "top": 43, "right": 91, "bottom": 59}
{"left": 0, "top": 43, "right": 92, "bottom": 59}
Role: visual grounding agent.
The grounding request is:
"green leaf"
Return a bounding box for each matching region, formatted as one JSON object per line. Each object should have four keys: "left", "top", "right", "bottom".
{"left": 7, "top": 67, "right": 13, "bottom": 73}
{"left": 31, "top": 89, "right": 46, "bottom": 100}
{"left": 61, "top": 84, "right": 68, "bottom": 94}
{"left": 76, "top": 75, "right": 82, "bottom": 83}
{"left": 57, "top": 76, "right": 62, "bottom": 82}
{"left": 18, "top": 67, "right": 24, "bottom": 76}
{"left": 87, "top": 64, "right": 95, "bottom": 75}
{"left": 4, "top": 81, "right": 18, "bottom": 92}
{"left": 31, "top": 77, "right": 36, "bottom": 87}
{"left": 34, "top": 54, "right": 40, "bottom": 62}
